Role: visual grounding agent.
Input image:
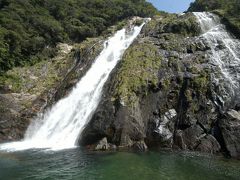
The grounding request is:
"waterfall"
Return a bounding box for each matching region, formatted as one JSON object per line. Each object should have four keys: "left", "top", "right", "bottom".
{"left": 194, "top": 12, "right": 240, "bottom": 108}
{"left": 0, "top": 21, "right": 146, "bottom": 151}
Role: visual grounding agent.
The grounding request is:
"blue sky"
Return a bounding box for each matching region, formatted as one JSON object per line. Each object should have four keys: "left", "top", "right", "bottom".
{"left": 147, "top": 0, "right": 195, "bottom": 13}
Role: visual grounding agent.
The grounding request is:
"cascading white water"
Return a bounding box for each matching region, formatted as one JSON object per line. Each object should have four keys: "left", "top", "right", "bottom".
{"left": 0, "top": 21, "right": 146, "bottom": 151}
{"left": 194, "top": 12, "right": 240, "bottom": 107}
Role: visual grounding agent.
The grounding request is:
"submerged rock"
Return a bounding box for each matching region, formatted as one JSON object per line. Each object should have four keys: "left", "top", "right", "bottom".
{"left": 132, "top": 141, "right": 148, "bottom": 152}
{"left": 196, "top": 135, "right": 221, "bottom": 153}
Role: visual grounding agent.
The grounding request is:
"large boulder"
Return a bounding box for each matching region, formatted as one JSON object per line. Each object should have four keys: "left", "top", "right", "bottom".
{"left": 80, "top": 13, "right": 216, "bottom": 152}
{"left": 220, "top": 110, "right": 240, "bottom": 158}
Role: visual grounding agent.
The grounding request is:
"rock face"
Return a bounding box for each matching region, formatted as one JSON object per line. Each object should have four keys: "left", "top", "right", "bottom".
{"left": 80, "top": 13, "right": 240, "bottom": 158}
{"left": 95, "top": 137, "right": 110, "bottom": 150}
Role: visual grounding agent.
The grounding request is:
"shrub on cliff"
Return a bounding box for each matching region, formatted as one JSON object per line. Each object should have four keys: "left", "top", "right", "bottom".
{"left": 188, "top": 0, "right": 240, "bottom": 15}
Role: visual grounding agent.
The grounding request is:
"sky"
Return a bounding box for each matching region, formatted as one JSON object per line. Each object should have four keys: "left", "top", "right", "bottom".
{"left": 147, "top": 0, "right": 195, "bottom": 13}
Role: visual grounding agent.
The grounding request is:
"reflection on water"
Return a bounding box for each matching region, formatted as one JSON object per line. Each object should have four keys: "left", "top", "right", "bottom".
{"left": 0, "top": 149, "right": 239, "bottom": 180}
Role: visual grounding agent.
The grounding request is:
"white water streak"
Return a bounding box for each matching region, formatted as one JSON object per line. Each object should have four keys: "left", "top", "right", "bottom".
{"left": 0, "top": 22, "right": 146, "bottom": 151}
{"left": 194, "top": 12, "right": 240, "bottom": 104}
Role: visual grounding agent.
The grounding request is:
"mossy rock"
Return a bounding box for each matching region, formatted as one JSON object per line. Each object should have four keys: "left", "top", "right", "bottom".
{"left": 146, "top": 13, "right": 200, "bottom": 37}
{"left": 0, "top": 44, "right": 76, "bottom": 95}
{"left": 164, "top": 14, "right": 200, "bottom": 37}
{"left": 113, "top": 42, "right": 161, "bottom": 105}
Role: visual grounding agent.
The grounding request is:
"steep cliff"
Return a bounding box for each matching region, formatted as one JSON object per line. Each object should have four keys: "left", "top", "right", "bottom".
{"left": 80, "top": 12, "right": 240, "bottom": 158}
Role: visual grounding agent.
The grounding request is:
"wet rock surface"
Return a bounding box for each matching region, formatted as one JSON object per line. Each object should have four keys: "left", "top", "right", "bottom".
{"left": 80, "top": 13, "right": 240, "bottom": 158}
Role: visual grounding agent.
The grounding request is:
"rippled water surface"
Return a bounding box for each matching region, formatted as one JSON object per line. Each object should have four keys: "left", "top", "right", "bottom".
{"left": 0, "top": 149, "right": 239, "bottom": 180}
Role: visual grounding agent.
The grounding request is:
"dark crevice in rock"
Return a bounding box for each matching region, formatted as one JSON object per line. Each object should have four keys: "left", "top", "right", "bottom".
{"left": 211, "top": 119, "right": 231, "bottom": 158}
{"left": 196, "top": 121, "right": 208, "bottom": 134}
{"left": 193, "top": 140, "right": 202, "bottom": 150}
{"left": 175, "top": 77, "right": 190, "bottom": 130}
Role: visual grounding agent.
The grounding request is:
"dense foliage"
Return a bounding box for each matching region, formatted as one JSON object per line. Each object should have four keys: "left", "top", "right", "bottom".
{"left": 188, "top": 0, "right": 240, "bottom": 15}
{"left": 0, "top": 0, "right": 157, "bottom": 73}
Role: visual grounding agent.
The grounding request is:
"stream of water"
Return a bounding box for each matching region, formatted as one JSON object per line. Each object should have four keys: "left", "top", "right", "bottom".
{"left": 194, "top": 12, "right": 240, "bottom": 107}
{"left": 0, "top": 22, "right": 145, "bottom": 152}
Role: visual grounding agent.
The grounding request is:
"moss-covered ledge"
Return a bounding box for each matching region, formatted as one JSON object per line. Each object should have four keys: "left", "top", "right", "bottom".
{"left": 112, "top": 42, "right": 161, "bottom": 106}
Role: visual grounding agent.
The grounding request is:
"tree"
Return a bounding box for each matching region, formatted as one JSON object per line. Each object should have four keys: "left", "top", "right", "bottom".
{"left": 0, "top": 0, "right": 158, "bottom": 73}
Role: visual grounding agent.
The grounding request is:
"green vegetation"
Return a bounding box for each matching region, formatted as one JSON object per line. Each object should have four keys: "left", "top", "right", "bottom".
{"left": 114, "top": 43, "right": 161, "bottom": 105}
{"left": 188, "top": 0, "right": 240, "bottom": 13}
{"left": 0, "top": 0, "right": 157, "bottom": 74}
{"left": 0, "top": 34, "right": 105, "bottom": 94}
{"left": 163, "top": 14, "right": 200, "bottom": 37}
{"left": 188, "top": 0, "right": 240, "bottom": 37}
{"left": 145, "top": 14, "right": 200, "bottom": 38}
{"left": 0, "top": 45, "right": 74, "bottom": 94}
